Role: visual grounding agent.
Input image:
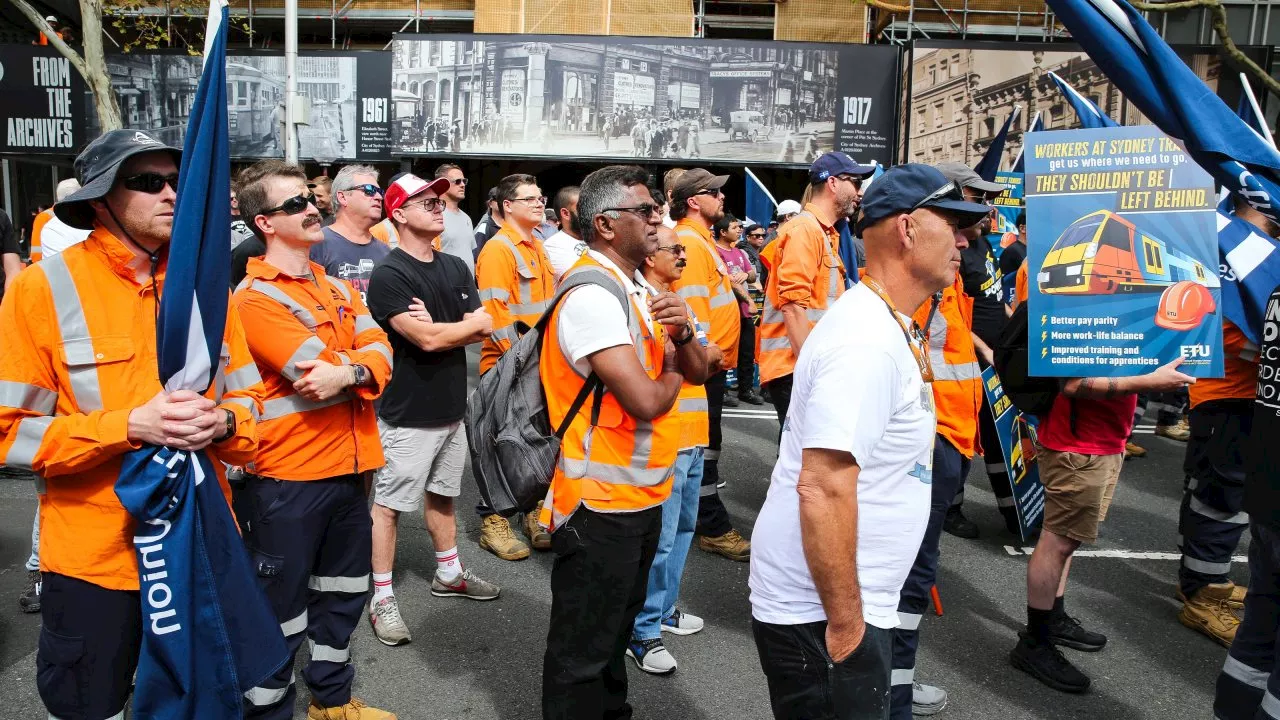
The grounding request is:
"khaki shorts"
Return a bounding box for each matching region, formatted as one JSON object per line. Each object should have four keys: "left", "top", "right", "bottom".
{"left": 1038, "top": 448, "right": 1124, "bottom": 544}
{"left": 373, "top": 420, "right": 467, "bottom": 512}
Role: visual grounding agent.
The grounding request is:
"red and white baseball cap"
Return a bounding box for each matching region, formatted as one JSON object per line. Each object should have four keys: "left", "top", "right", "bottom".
{"left": 384, "top": 173, "right": 451, "bottom": 216}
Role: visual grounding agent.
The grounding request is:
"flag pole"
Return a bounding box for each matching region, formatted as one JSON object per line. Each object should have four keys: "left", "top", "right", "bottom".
{"left": 1239, "top": 72, "right": 1276, "bottom": 150}
{"left": 744, "top": 166, "right": 779, "bottom": 207}
{"left": 285, "top": 0, "right": 298, "bottom": 162}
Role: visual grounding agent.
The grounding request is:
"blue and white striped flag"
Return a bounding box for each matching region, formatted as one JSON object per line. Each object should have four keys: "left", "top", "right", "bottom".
{"left": 744, "top": 167, "right": 778, "bottom": 229}
{"left": 974, "top": 106, "right": 1021, "bottom": 182}
{"left": 1046, "top": 70, "right": 1119, "bottom": 130}
{"left": 1046, "top": 0, "right": 1280, "bottom": 343}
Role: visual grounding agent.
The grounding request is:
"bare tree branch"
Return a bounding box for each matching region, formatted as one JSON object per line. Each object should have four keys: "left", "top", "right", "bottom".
{"left": 1131, "top": 0, "right": 1280, "bottom": 101}
{"left": 5, "top": 0, "right": 90, "bottom": 78}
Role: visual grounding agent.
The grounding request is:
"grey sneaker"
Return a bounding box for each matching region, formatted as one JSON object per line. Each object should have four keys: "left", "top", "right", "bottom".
{"left": 912, "top": 682, "right": 948, "bottom": 715}
{"left": 627, "top": 637, "right": 677, "bottom": 675}
{"left": 431, "top": 568, "right": 500, "bottom": 601}
{"left": 368, "top": 596, "right": 411, "bottom": 646}
{"left": 661, "top": 608, "right": 704, "bottom": 636}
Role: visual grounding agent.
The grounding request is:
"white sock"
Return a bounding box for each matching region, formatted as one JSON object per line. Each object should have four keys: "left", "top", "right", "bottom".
{"left": 372, "top": 571, "right": 394, "bottom": 603}
{"left": 436, "top": 547, "right": 462, "bottom": 582}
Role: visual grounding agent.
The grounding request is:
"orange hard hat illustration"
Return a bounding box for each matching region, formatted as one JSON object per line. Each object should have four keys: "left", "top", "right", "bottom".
{"left": 1155, "top": 280, "right": 1216, "bottom": 331}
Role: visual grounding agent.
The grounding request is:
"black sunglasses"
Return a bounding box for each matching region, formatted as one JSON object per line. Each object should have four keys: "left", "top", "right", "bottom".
{"left": 261, "top": 193, "right": 318, "bottom": 216}
{"left": 603, "top": 204, "right": 662, "bottom": 220}
{"left": 451, "top": 178, "right": 468, "bottom": 186}
{"left": 656, "top": 243, "right": 687, "bottom": 255}
{"left": 122, "top": 172, "right": 180, "bottom": 194}
{"left": 837, "top": 175, "right": 864, "bottom": 190}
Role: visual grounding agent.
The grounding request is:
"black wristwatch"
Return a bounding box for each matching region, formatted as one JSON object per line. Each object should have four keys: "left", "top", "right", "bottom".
{"left": 673, "top": 323, "right": 695, "bottom": 347}
{"left": 215, "top": 409, "right": 236, "bottom": 443}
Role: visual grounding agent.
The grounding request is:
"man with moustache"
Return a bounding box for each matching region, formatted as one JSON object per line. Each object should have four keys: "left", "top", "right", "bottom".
{"left": 311, "top": 164, "right": 389, "bottom": 305}
{"left": 759, "top": 152, "right": 874, "bottom": 430}
{"left": 233, "top": 160, "right": 395, "bottom": 719}
{"left": 749, "top": 165, "right": 991, "bottom": 720}
{"left": 364, "top": 174, "right": 500, "bottom": 648}
{"left": 669, "top": 168, "right": 750, "bottom": 562}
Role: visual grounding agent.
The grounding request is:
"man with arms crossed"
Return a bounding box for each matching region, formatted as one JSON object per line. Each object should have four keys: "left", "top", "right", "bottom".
{"left": 364, "top": 174, "right": 501, "bottom": 647}
{"left": 749, "top": 165, "right": 990, "bottom": 719}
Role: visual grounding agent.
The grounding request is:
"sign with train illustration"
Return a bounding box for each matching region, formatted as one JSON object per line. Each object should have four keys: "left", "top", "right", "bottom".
{"left": 1024, "top": 125, "right": 1223, "bottom": 378}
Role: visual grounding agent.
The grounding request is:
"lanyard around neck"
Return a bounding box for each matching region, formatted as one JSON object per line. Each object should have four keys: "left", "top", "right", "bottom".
{"left": 861, "top": 276, "right": 934, "bottom": 384}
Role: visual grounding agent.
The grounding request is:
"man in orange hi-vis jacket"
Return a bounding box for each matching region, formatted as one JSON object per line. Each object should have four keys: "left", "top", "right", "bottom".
{"left": 232, "top": 160, "right": 396, "bottom": 720}
{"left": 0, "top": 129, "right": 264, "bottom": 720}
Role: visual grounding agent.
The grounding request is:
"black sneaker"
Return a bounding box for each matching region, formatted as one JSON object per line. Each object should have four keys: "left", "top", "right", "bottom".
{"left": 1010, "top": 633, "right": 1091, "bottom": 694}
{"left": 1048, "top": 612, "right": 1107, "bottom": 652}
{"left": 18, "top": 569, "right": 41, "bottom": 614}
{"left": 943, "top": 508, "right": 979, "bottom": 539}
{"left": 738, "top": 390, "right": 765, "bottom": 405}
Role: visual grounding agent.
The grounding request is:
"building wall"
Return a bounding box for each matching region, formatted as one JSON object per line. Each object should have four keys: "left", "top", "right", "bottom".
{"left": 473, "top": 0, "right": 692, "bottom": 37}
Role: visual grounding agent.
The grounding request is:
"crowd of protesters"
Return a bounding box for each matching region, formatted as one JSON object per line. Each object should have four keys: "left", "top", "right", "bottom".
{"left": 0, "top": 126, "right": 1273, "bottom": 720}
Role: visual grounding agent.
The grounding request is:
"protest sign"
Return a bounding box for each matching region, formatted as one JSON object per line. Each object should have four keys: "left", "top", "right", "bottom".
{"left": 982, "top": 368, "right": 1044, "bottom": 542}
{"left": 1025, "top": 125, "right": 1223, "bottom": 378}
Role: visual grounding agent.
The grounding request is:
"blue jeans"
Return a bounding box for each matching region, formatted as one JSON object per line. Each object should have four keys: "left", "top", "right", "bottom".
{"left": 26, "top": 502, "right": 39, "bottom": 572}
{"left": 633, "top": 447, "right": 703, "bottom": 641}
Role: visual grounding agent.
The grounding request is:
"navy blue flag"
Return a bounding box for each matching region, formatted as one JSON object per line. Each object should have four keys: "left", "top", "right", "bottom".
{"left": 1045, "top": 0, "right": 1280, "bottom": 343}
{"left": 1046, "top": 70, "right": 1119, "bottom": 130}
{"left": 115, "top": 1, "right": 288, "bottom": 717}
{"left": 1011, "top": 113, "right": 1044, "bottom": 174}
{"left": 743, "top": 167, "right": 777, "bottom": 229}
{"left": 974, "top": 107, "right": 1020, "bottom": 182}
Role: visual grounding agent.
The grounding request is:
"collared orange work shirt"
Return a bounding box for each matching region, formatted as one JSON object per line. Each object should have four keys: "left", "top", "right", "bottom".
{"left": 0, "top": 228, "right": 264, "bottom": 591}
{"left": 475, "top": 224, "right": 556, "bottom": 375}
{"left": 672, "top": 218, "right": 740, "bottom": 369}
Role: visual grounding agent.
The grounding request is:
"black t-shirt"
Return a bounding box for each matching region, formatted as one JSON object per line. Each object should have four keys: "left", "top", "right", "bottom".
{"left": 999, "top": 241, "right": 1027, "bottom": 305}
{"left": 1249, "top": 287, "right": 1280, "bottom": 530}
{"left": 367, "top": 248, "right": 480, "bottom": 427}
{"left": 960, "top": 234, "right": 1007, "bottom": 348}
{"left": 230, "top": 234, "right": 266, "bottom": 288}
{"left": 0, "top": 210, "right": 17, "bottom": 256}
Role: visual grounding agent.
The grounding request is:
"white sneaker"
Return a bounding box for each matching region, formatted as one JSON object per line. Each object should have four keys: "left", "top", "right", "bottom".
{"left": 368, "top": 596, "right": 411, "bottom": 646}
{"left": 912, "top": 682, "right": 948, "bottom": 716}
{"left": 626, "top": 637, "right": 677, "bottom": 675}
{"left": 660, "top": 608, "right": 704, "bottom": 636}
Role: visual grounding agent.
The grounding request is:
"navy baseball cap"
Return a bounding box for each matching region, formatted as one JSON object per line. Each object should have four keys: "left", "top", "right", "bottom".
{"left": 809, "top": 151, "right": 876, "bottom": 182}
{"left": 856, "top": 164, "right": 992, "bottom": 233}
{"left": 56, "top": 129, "right": 182, "bottom": 229}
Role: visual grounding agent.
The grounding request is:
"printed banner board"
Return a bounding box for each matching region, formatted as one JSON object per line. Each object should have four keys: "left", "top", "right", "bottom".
{"left": 981, "top": 367, "right": 1044, "bottom": 542}
{"left": 0, "top": 46, "right": 87, "bottom": 154}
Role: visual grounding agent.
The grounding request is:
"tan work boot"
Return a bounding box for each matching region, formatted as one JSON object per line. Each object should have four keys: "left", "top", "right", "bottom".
{"left": 698, "top": 529, "right": 750, "bottom": 562}
{"left": 525, "top": 502, "right": 552, "bottom": 551}
{"left": 1124, "top": 441, "right": 1147, "bottom": 459}
{"left": 307, "top": 697, "right": 396, "bottom": 719}
{"left": 1178, "top": 583, "right": 1241, "bottom": 647}
{"left": 479, "top": 514, "right": 530, "bottom": 561}
{"left": 1155, "top": 418, "right": 1191, "bottom": 442}
{"left": 1176, "top": 581, "right": 1246, "bottom": 610}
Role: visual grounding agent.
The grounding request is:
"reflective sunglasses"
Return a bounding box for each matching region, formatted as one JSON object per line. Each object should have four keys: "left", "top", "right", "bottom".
{"left": 261, "top": 193, "right": 318, "bottom": 216}
{"left": 122, "top": 172, "right": 180, "bottom": 194}
{"left": 344, "top": 183, "right": 382, "bottom": 197}
{"left": 604, "top": 204, "right": 662, "bottom": 220}
{"left": 451, "top": 178, "right": 469, "bottom": 186}
{"left": 656, "top": 243, "right": 686, "bottom": 255}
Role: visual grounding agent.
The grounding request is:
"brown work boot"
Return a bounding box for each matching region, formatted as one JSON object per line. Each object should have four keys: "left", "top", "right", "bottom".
{"left": 1155, "top": 418, "right": 1191, "bottom": 442}
{"left": 478, "top": 514, "right": 530, "bottom": 561}
{"left": 1177, "top": 581, "right": 1246, "bottom": 611}
{"left": 698, "top": 529, "right": 750, "bottom": 562}
{"left": 525, "top": 502, "right": 552, "bottom": 551}
{"left": 307, "top": 697, "right": 396, "bottom": 719}
{"left": 1178, "top": 583, "right": 1241, "bottom": 647}
{"left": 1124, "top": 441, "right": 1147, "bottom": 459}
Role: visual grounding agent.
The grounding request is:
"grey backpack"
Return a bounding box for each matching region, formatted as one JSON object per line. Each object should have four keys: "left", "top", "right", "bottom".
{"left": 465, "top": 267, "right": 631, "bottom": 517}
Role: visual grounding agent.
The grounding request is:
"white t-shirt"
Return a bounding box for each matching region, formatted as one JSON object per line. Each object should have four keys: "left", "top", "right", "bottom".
{"left": 556, "top": 249, "right": 654, "bottom": 376}
{"left": 749, "top": 282, "right": 936, "bottom": 630}
{"left": 37, "top": 215, "right": 90, "bottom": 258}
{"left": 440, "top": 207, "right": 476, "bottom": 275}
{"left": 543, "top": 230, "right": 587, "bottom": 283}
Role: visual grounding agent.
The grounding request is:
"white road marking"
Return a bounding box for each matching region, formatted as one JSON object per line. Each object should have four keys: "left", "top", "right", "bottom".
{"left": 1002, "top": 545, "right": 1247, "bottom": 562}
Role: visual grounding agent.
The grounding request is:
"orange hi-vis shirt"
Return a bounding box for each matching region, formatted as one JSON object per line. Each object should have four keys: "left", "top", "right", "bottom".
{"left": 672, "top": 218, "right": 740, "bottom": 370}
{"left": 0, "top": 229, "right": 263, "bottom": 591}
{"left": 1014, "top": 263, "right": 1029, "bottom": 308}
{"left": 1190, "top": 320, "right": 1257, "bottom": 408}
{"left": 538, "top": 255, "right": 678, "bottom": 531}
{"left": 913, "top": 277, "right": 983, "bottom": 458}
{"left": 759, "top": 204, "right": 846, "bottom": 384}
{"left": 29, "top": 208, "right": 54, "bottom": 262}
{"left": 677, "top": 301, "right": 709, "bottom": 450}
{"left": 233, "top": 258, "right": 391, "bottom": 480}
{"left": 475, "top": 224, "right": 556, "bottom": 375}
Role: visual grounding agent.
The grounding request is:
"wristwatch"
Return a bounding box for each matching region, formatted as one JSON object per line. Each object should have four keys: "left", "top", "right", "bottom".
{"left": 352, "top": 364, "right": 368, "bottom": 386}
{"left": 215, "top": 409, "right": 235, "bottom": 443}
{"left": 673, "top": 321, "right": 695, "bottom": 347}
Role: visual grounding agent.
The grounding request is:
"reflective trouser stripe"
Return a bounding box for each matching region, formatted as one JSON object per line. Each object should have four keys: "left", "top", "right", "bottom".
{"left": 4, "top": 416, "right": 53, "bottom": 469}
{"left": 699, "top": 483, "right": 718, "bottom": 497}
{"left": 1190, "top": 496, "right": 1249, "bottom": 524}
{"left": 1264, "top": 690, "right": 1280, "bottom": 718}
{"left": 260, "top": 393, "right": 350, "bottom": 421}
{"left": 0, "top": 381, "right": 57, "bottom": 415}
{"left": 703, "top": 448, "right": 719, "bottom": 462}
{"left": 309, "top": 639, "right": 351, "bottom": 663}
{"left": 355, "top": 314, "right": 380, "bottom": 334}
{"left": 280, "top": 609, "right": 307, "bottom": 637}
{"left": 1183, "top": 556, "right": 1232, "bottom": 575}
{"left": 42, "top": 255, "right": 102, "bottom": 412}
{"left": 897, "top": 612, "right": 922, "bottom": 631}
{"left": 891, "top": 667, "right": 914, "bottom": 686}
{"left": 49, "top": 713, "right": 124, "bottom": 720}
{"left": 244, "top": 671, "right": 295, "bottom": 706}
{"left": 308, "top": 574, "right": 370, "bottom": 593}
{"left": 248, "top": 280, "right": 319, "bottom": 329}
{"left": 1224, "top": 655, "right": 1269, "bottom": 689}
{"left": 997, "top": 496, "right": 1017, "bottom": 509}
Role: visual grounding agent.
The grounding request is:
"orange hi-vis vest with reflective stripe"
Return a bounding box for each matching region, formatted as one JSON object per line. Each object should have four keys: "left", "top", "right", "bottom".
{"left": 233, "top": 258, "right": 391, "bottom": 480}
{"left": 1190, "top": 320, "right": 1257, "bottom": 408}
{"left": 538, "top": 255, "right": 678, "bottom": 531}
{"left": 672, "top": 218, "right": 740, "bottom": 369}
{"left": 476, "top": 224, "right": 556, "bottom": 375}
{"left": 677, "top": 302, "right": 709, "bottom": 450}
{"left": 913, "top": 277, "right": 983, "bottom": 458}
{"left": 759, "top": 206, "right": 846, "bottom": 384}
{"left": 29, "top": 207, "right": 54, "bottom": 262}
{"left": 0, "top": 229, "right": 264, "bottom": 591}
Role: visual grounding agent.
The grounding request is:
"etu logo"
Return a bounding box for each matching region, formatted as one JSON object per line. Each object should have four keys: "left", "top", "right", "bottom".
{"left": 1180, "top": 344, "right": 1211, "bottom": 359}
{"left": 843, "top": 97, "right": 873, "bottom": 125}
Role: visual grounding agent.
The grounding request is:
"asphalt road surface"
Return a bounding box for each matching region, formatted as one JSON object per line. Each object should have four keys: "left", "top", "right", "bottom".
{"left": 0, "top": 366, "right": 1246, "bottom": 719}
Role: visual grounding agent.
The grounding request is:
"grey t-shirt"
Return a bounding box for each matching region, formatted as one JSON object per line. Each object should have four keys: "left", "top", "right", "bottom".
{"left": 440, "top": 207, "right": 475, "bottom": 276}
{"left": 309, "top": 226, "right": 391, "bottom": 305}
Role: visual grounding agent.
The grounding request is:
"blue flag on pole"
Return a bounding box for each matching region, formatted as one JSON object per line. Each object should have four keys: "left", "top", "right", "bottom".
{"left": 1045, "top": 0, "right": 1280, "bottom": 343}
{"left": 974, "top": 107, "right": 1021, "bottom": 182}
{"left": 1046, "top": 70, "right": 1119, "bottom": 130}
{"left": 743, "top": 167, "right": 778, "bottom": 229}
{"left": 1011, "top": 114, "right": 1044, "bottom": 174}
{"left": 115, "top": 1, "right": 288, "bottom": 717}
